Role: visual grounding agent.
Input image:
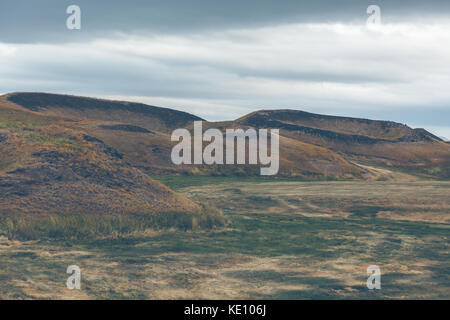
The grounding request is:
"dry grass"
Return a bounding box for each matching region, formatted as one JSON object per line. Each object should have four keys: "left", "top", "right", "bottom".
{"left": 0, "top": 179, "right": 448, "bottom": 299}
{"left": 183, "top": 180, "right": 450, "bottom": 224}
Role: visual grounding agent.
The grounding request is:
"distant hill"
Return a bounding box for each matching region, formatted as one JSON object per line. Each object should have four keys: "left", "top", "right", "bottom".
{"left": 7, "top": 92, "right": 203, "bottom": 132}
{"left": 237, "top": 109, "right": 442, "bottom": 142}
{"left": 234, "top": 110, "right": 449, "bottom": 178}
{"left": 2, "top": 92, "right": 450, "bottom": 183}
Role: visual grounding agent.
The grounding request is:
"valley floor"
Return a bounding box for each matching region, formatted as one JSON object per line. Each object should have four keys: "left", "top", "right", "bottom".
{"left": 0, "top": 178, "right": 449, "bottom": 299}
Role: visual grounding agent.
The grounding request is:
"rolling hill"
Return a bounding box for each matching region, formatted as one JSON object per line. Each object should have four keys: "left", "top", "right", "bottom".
{"left": 6, "top": 92, "right": 202, "bottom": 132}
{"left": 0, "top": 92, "right": 449, "bottom": 238}
{"left": 3, "top": 92, "right": 449, "bottom": 180}
{"left": 236, "top": 109, "right": 450, "bottom": 178}
{"left": 0, "top": 94, "right": 225, "bottom": 239}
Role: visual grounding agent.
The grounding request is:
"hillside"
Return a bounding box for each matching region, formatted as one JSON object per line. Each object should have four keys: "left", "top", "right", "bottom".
{"left": 236, "top": 110, "right": 450, "bottom": 178}
{"left": 0, "top": 95, "right": 225, "bottom": 239}
{"left": 6, "top": 92, "right": 203, "bottom": 132}
{"left": 2, "top": 92, "right": 450, "bottom": 181}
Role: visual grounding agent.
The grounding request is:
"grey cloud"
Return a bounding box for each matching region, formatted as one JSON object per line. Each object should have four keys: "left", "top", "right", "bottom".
{"left": 2, "top": 0, "right": 450, "bottom": 43}
{"left": 1, "top": 1, "right": 450, "bottom": 137}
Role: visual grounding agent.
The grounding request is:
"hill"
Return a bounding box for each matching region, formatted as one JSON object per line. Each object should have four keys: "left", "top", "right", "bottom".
{"left": 3, "top": 92, "right": 449, "bottom": 180}
{"left": 236, "top": 110, "right": 450, "bottom": 178}
{"left": 6, "top": 92, "right": 203, "bottom": 132}
{"left": 0, "top": 94, "right": 225, "bottom": 239}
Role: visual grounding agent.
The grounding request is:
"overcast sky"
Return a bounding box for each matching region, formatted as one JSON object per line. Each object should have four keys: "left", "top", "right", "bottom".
{"left": 1, "top": 0, "right": 449, "bottom": 138}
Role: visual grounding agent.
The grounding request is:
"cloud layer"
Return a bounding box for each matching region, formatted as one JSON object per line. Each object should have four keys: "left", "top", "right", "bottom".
{"left": 0, "top": 2, "right": 449, "bottom": 137}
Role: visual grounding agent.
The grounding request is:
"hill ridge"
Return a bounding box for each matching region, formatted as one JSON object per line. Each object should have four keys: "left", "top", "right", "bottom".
{"left": 2, "top": 92, "right": 449, "bottom": 179}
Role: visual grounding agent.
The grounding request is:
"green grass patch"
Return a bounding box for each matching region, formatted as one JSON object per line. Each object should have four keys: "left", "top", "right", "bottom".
{"left": 0, "top": 107, "right": 57, "bottom": 128}
{"left": 0, "top": 209, "right": 226, "bottom": 240}
{"left": 151, "top": 175, "right": 322, "bottom": 190}
{"left": 24, "top": 133, "right": 85, "bottom": 149}
{"left": 59, "top": 210, "right": 449, "bottom": 260}
{"left": 347, "top": 206, "right": 385, "bottom": 218}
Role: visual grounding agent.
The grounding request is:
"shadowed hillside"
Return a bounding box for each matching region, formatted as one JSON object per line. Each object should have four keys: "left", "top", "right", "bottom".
{"left": 0, "top": 95, "right": 225, "bottom": 239}
{"left": 7, "top": 92, "right": 203, "bottom": 132}
{"left": 235, "top": 110, "right": 450, "bottom": 178}
{"left": 2, "top": 92, "right": 450, "bottom": 181}
{"left": 237, "top": 109, "right": 441, "bottom": 141}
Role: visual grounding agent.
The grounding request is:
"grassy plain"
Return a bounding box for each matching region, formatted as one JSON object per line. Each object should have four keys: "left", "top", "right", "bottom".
{"left": 0, "top": 177, "right": 448, "bottom": 299}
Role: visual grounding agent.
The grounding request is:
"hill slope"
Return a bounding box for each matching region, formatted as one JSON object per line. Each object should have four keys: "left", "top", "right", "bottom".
{"left": 0, "top": 95, "right": 225, "bottom": 239}
{"left": 3, "top": 92, "right": 450, "bottom": 180}
{"left": 6, "top": 92, "right": 203, "bottom": 132}
{"left": 236, "top": 110, "right": 450, "bottom": 178}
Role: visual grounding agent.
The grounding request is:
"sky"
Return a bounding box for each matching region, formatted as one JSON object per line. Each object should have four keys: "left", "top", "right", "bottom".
{"left": 0, "top": 0, "right": 449, "bottom": 139}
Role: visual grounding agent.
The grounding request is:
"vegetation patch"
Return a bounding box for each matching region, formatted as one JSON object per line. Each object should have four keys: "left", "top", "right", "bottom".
{"left": 152, "top": 175, "right": 316, "bottom": 190}
{"left": 24, "top": 132, "right": 85, "bottom": 150}
{"left": 0, "top": 106, "right": 57, "bottom": 128}
{"left": 0, "top": 208, "right": 226, "bottom": 241}
{"left": 347, "top": 206, "right": 385, "bottom": 218}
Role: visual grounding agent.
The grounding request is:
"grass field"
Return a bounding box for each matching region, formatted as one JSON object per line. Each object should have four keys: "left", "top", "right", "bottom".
{"left": 0, "top": 177, "right": 449, "bottom": 299}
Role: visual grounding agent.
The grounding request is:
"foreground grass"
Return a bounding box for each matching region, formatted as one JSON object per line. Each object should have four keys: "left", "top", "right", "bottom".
{"left": 0, "top": 211, "right": 448, "bottom": 299}
{"left": 0, "top": 178, "right": 448, "bottom": 299}
{"left": 0, "top": 209, "right": 226, "bottom": 241}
